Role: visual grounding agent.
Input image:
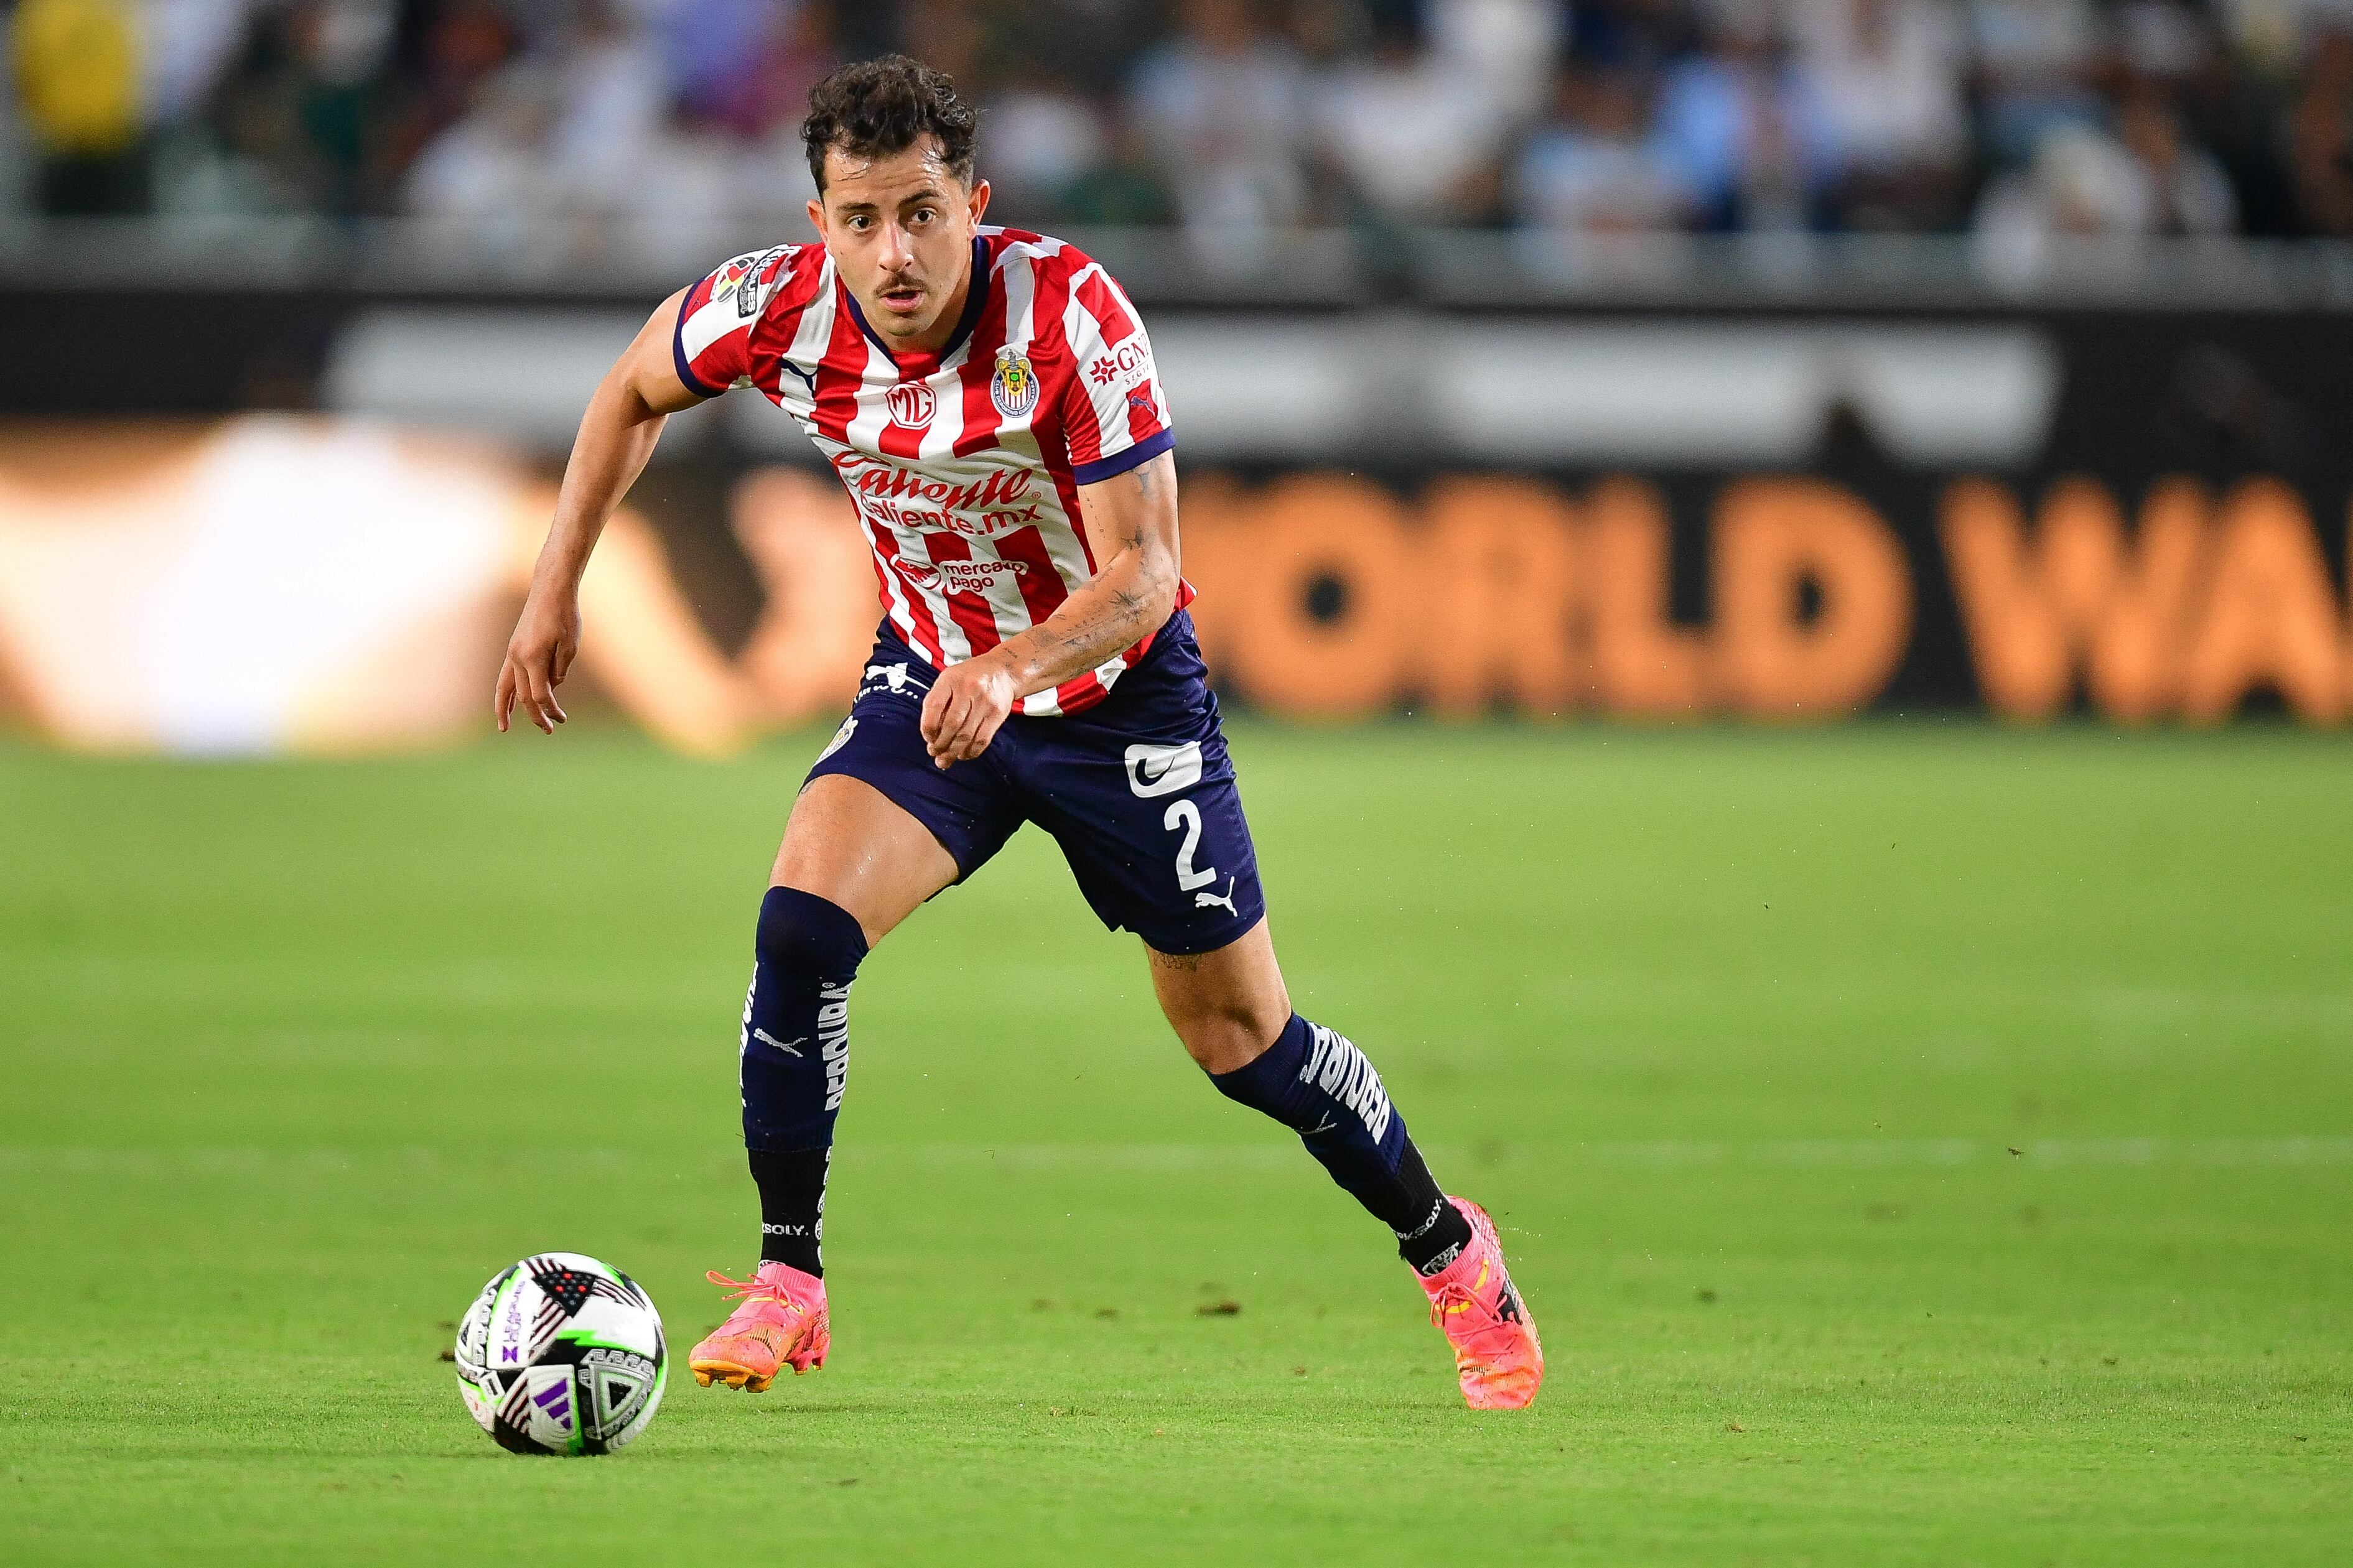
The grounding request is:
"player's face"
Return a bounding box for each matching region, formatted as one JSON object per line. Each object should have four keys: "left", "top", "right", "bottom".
{"left": 808, "top": 138, "right": 990, "bottom": 350}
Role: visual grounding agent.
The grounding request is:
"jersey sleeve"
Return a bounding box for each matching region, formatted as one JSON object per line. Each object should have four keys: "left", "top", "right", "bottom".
{"left": 1058, "top": 264, "right": 1175, "bottom": 485}
{"left": 671, "top": 246, "right": 796, "bottom": 397}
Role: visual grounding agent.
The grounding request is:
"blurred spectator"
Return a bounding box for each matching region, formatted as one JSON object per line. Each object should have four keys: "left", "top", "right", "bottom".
{"left": 547, "top": 1, "right": 668, "bottom": 183}
{"left": 1564, "top": 0, "right": 1694, "bottom": 72}
{"left": 1308, "top": 2, "right": 1512, "bottom": 225}
{"left": 2288, "top": 27, "right": 2353, "bottom": 234}
{"left": 2217, "top": 0, "right": 2312, "bottom": 81}
{"left": 1651, "top": 8, "right": 1843, "bottom": 231}
{"left": 1511, "top": 60, "right": 1688, "bottom": 233}
{"left": 143, "top": 0, "right": 256, "bottom": 128}
{"left": 1969, "top": 0, "right": 2106, "bottom": 165}
{"left": 1127, "top": 0, "right": 1310, "bottom": 239}
{"left": 404, "top": 60, "right": 559, "bottom": 230}
{"left": 2115, "top": 0, "right": 2207, "bottom": 83}
{"left": 1058, "top": 114, "right": 1176, "bottom": 225}
{"left": 1427, "top": 0, "right": 1565, "bottom": 123}
{"left": 897, "top": 0, "right": 984, "bottom": 87}
{"left": 10, "top": 0, "right": 149, "bottom": 213}
{"left": 980, "top": 66, "right": 1109, "bottom": 225}
{"left": 1975, "top": 100, "right": 2235, "bottom": 276}
{"left": 2115, "top": 78, "right": 2237, "bottom": 234}
{"left": 181, "top": 1, "right": 400, "bottom": 217}
{"left": 663, "top": 0, "right": 779, "bottom": 127}
{"left": 691, "top": 0, "right": 840, "bottom": 139}
{"left": 1975, "top": 123, "right": 2151, "bottom": 266}
{"left": 369, "top": 0, "right": 520, "bottom": 215}
{"left": 1789, "top": 0, "right": 1969, "bottom": 230}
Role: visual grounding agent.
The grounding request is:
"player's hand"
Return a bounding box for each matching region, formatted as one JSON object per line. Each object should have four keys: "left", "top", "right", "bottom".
{"left": 495, "top": 591, "right": 580, "bottom": 735}
{"left": 920, "top": 652, "right": 1019, "bottom": 768}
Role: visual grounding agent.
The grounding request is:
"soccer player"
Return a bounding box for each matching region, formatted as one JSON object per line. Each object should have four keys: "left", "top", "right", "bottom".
{"left": 493, "top": 56, "right": 1541, "bottom": 1410}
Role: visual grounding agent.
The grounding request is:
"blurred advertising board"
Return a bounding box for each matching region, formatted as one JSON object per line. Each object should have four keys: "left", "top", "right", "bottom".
{"left": 0, "top": 416, "right": 2346, "bottom": 756}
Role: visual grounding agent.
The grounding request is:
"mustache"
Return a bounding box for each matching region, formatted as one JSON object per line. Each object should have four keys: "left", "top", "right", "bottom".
{"left": 879, "top": 272, "right": 925, "bottom": 292}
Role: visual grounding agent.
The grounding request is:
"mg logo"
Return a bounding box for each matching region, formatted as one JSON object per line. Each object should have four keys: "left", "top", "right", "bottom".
{"left": 885, "top": 381, "right": 936, "bottom": 430}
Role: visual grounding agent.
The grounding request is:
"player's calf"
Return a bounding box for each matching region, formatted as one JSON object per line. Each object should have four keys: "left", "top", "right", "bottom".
{"left": 694, "top": 888, "right": 865, "bottom": 1393}
{"left": 739, "top": 886, "right": 867, "bottom": 1279}
{"left": 1206, "top": 1013, "right": 1475, "bottom": 1277}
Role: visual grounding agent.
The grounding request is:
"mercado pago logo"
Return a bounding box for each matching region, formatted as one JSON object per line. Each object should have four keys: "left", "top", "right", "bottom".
{"left": 892, "top": 555, "right": 1033, "bottom": 595}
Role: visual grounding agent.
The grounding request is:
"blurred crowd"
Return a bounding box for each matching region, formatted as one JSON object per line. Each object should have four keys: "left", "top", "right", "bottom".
{"left": 11, "top": 0, "right": 2353, "bottom": 251}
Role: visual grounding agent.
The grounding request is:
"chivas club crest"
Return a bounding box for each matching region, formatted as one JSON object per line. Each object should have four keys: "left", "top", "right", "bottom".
{"left": 885, "top": 379, "right": 936, "bottom": 430}
{"left": 990, "top": 346, "right": 1039, "bottom": 419}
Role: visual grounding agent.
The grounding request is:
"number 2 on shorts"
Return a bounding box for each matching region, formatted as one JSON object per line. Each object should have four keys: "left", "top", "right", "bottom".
{"left": 1163, "top": 799, "right": 1216, "bottom": 891}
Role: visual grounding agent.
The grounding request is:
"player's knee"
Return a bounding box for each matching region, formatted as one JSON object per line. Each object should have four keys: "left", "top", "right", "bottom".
{"left": 756, "top": 886, "right": 869, "bottom": 979}
{"left": 1165, "top": 993, "right": 1288, "bottom": 1075}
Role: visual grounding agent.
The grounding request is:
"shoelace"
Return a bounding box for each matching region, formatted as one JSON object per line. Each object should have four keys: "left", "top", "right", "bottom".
{"left": 706, "top": 1269, "right": 799, "bottom": 1310}
{"left": 1427, "top": 1278, "right": 1489, "bottom": 1332}
{"left": 1428, "top": 1273, "right": 1527, "bottom": 1360}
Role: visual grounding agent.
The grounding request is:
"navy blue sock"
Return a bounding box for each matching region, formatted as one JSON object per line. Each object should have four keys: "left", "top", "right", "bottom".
{"left": 1209, "top": 1014, "right": 1470, "bottom": 1273}
{"left": 741, "top": 887, "right": 868, "bottom": 1275}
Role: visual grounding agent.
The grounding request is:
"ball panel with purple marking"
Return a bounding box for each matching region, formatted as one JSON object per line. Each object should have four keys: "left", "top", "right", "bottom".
{"left": 452, "top": 1251, "right": 666, "bottom": 1455}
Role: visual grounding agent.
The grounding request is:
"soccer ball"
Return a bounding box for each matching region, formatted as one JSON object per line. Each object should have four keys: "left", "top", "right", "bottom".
{"left": 452, "top": 1252, "right": 667, "bottom": 1455}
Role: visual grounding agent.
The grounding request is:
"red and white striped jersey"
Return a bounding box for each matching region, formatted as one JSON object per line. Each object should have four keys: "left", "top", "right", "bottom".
{"left": 673, "top": 226, "right": 1183, "bottom": 717}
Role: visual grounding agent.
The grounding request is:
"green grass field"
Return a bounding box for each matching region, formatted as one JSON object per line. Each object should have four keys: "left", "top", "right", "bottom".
{"left": 2, "top": 723, "right": 2347, "bottom": 1564}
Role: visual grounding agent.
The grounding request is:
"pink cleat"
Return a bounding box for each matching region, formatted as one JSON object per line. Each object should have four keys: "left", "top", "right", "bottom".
{"left": 688, "top": 1262, "right": 830, "bottom": 1393}
{"left": 1420, "top": 1198, "right": 1544, "bottom": 1409}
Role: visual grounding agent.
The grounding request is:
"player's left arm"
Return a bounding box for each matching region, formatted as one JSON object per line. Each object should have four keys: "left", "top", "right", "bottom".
{"left": 918, "top": 450, "right": 1180, "bottom": 768}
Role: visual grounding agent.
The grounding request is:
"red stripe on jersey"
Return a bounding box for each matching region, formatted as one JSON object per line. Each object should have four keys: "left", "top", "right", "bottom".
{"left": 1053, "top": 300, "right": 1107, "bottom": 471}
{"left": 747, "top": 250, "right": 824, "bottom": 397}
{"left": 1022, "top": 254, "right": 1102, "bottom": 575}
{"left": 857, "top": 516, "right": 948, "bottom": 668}
{"left": 918, "top": 532, "right": 1006, "bottom": 656}
{"left": 952, "top": 259, "right": 1012, "bottom": 457}
{"left": 1074, "top": 269, "right": 1136, "bottom": 348}
{"left": 1059, "top": 378, "right": 1106, "bottom": 471}
{"left": 1028, "top": 249, "right": 1081, "bottom": 446}
{"left": 1052, "top": 669, "right": 1107, "bottom": 712}
{"left": 991, "top": 525, "right": 1071, "bottom": 626}
{"left": 809, "top": 292, "right": 869, "bottom": 445}
{"left": 876, "top": 398, "right": 924, "bottom": 460}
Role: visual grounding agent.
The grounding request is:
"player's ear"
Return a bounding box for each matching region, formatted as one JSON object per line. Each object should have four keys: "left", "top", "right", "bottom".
{"left": 805, "top": 196, "right": 827, "bottom": 242}
{"left": 966, "top": 178, "right": 991, "bottom": 226}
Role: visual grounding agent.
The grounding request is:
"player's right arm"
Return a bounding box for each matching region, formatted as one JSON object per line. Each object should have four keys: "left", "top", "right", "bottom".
{"left": 495, "top": 288, "right": 707, "bottom": 735}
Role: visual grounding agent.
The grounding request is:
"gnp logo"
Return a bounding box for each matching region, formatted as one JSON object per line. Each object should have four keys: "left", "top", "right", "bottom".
{"left": 893, "top": 555, "right": 1032, "bottom": 595}
{"left": 1087, "top": 341, "right": 1151, "bottom": 387}
{"left": 885, "top": 381, "right": 936, "bottom": 430}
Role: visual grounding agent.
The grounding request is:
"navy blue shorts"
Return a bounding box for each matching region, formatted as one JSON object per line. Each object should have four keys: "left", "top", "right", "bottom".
{"left": 804, "top": 611, "right": 1267, "bottom": 955}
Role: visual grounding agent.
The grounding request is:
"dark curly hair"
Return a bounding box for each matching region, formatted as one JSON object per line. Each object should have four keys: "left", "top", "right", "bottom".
{"left": 802, "top": 55, "right": 978, "bottom": 194}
